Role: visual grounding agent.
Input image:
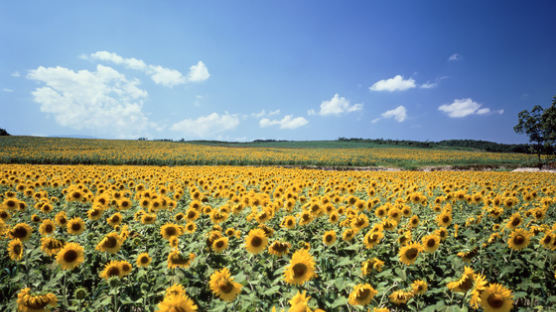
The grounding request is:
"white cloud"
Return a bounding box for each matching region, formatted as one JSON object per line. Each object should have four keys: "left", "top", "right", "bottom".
{"left": 170, "top": 112, "right": 239, "bottom": 138}
{"left": 420, "top": 81, "right": 438, "bottom": 89}
{"left": 252, "top": 109, "right": 281, "bottom": 118}
{"left": 86, "top": 51, "right": 209, "bottom": 86}
{"left": 2, "top": 88, "right": 14, "bottom": 92}
{"left": 11, "top": 71, "right": 21, "bottom": 78}
{"left": 370, "top": 75, "right": 416, "bottom": 92}
{"left": 372, "top": 105, "right": 407, "bottom": 123}
{"left": 438, "top": 98, "right": 500, "bottom": 118}
{"left": 27, "top": 65, "right": 154, "bottom": 138}
{"left": 311, "top": 93, "right": 363, "bottom": 116}
{"left": 448, "top": 53, "right": 462, "bottom": 61}
{"left": 259, "top": 115, "right": 308, "bottom": 129}
{"left": 187, "top": 61, "right": 210, "bottom": 82}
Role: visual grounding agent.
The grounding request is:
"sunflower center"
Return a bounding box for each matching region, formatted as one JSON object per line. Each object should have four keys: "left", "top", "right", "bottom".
{"left": 107, "top": 267, "right": 120, "bottom": 277}
{"left": 45, "top": 224, "right": 53, "bottom": 232}
{"left": 427, "top": 239, "right": 436, "bottom": 248}
{"left": 63, "top": 250, "right": 78, "bottom": 263}
{"left": 460, "top": 276, "right": 474, "bottom": 291}
{"left": 13, "top": 244, "right": 22, "bottom": 254}
{"left": 165, "top": 227, "right": 177, "bottom": 236}
{"left": 13, "top": 227, "right": 28, "bottom": 238}
{"left": 25, "top": 298, "right": 50, "bottom": 309}
{"left": 215, "top": 241, "right": 224, "bottom": 248}
{"left": 292, "top": 263, "right": 307, "bottom": 278}
{"left": 140, "top": 256, "right": 149, "bottom": 263}
{"left": 71, "top": 223, "right": 81, "bottom": 231}
{"left": 325, "top": 235, "right": 333, "bottom": 242}
{"left": 513, "top": 235, "right": 525, "bottom": 245}
{"left": 218, "top": 280, "right": 234, "bottom": 293}
{"left": 511, "top": 218, "right": 520, "bottom": 226}
{"left": 251, "top": 236, "right": 262, "bottom": 247}
{"left": 122, "top": 264, "right": 131, "bottom": 272}
{"left": 442, "top": 216, "right": 450, "bottom": 223}
{"left": 356, "top": 288, "right": 371, "bottom": 301}
{"left": 406, "top": 248, "right": 418, "bottom": 260}
{"left": 103, "top": 236, "right": 118, "bottom": 248}
{"left": 487, "top": 293, "right": 504, "bottom": 308}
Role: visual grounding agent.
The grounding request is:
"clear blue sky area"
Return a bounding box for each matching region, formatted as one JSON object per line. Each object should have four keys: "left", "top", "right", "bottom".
{"left": 1, "top": 1, "right": 555, "bottom": 143}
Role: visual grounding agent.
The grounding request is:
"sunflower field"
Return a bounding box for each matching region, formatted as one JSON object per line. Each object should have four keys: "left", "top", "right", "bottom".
{"left": 1, "top": 164, "right": 555, "bottom": 312}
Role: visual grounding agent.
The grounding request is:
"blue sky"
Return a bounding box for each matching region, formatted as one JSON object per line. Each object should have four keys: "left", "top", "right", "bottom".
{"left": 1, "top": 1, "right": 555, "bottom": 143}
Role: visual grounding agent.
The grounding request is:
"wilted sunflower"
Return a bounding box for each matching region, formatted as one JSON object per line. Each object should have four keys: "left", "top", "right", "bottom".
{"left": 40, "top": 237, "right": 64, "bottom": 256}
{"left": 9, "top": 223, "right": 33, "bottom": 241}
{"left": 209, "top": 267, "right": 242, "bottom": 302}
{"left": 17, "top": 288, "right": 57, "bottom": 312}
{"left": 66, "top": 217, "right": 86, "bottom": 235}
{"left": 100, "top": 260, "right": 123, "bottom": 279}
{"left": 363, "top": 231, "right": 384, "bottom": 249}
{"left": 212, "top": 237, "right": 229, "bottom": 253}
{"left": 96, "top": 232, "right": 123, "bottom": 253}
{"left": 136, "top": 252, "right": 152, "bottom": 268}
{"left": 160, "top": 223, "right": 183, "bottom": 240}
{"left": 479, "top": 283, "right": 513, "bottom": 312}
{"left": 348, "top": 283, "right": 377, "bottom": 306}
{"left": 284, "top": 249, "right": 316, "bottom": 285}
{"left": 411, "top": 280, "right": 428, "bottom": 295}
{"left": 361, "top": 258, "right": 384, "bottom": 276}
{"left": 421, "top": 233, "right": 441, "bottom": 253}
{"left": 8, "top": 239, "right": 24, "bottom": 261}
{"left": 389, "top": 290, "right": 414, "bottom": 305}
{"left": 167, "top": 249, "right": 195, "bottom": 269}
{"left": 268, "top": 241, "right": 290, "bottom": 257}
{"left": 398, "top": 242, "right": 422, "bottom": 265}
{"left": 322, "top": 230, "right": 337, "bottom": 246}
{"left": 56, "top": 242, "right": 84, "bottom": 270}
{"left": 245, "top": 228, "right": 268, "bottom": 254}
{"left": 39, "top": 219, "right": 56, "bottom": 236}
{"left": 507, "top": 228, "right": 531, "bottom": 251}
{"left": 447, "top": 266, "right": 475, "bottom": 293}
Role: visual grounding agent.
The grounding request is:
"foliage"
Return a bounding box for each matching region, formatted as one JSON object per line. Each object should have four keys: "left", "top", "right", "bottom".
{"left": 0, "top": 128, "right": 9, "bottom": 136}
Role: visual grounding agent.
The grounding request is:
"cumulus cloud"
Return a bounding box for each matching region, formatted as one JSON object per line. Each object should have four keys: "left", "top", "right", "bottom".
{"left": 259, "top": 115, "right": 308, "bottom": 129}
{"left": 448, "top": 53, "right": 462, "bottom": 61}
{"left": 27, "top": 65, "right": 154, "bottom": 138}
{"left": 438, "top": 98, "right": 501, "bottom": 118}
{"left": 86, "top": 51, "right": 209, "bottom": 87}
{"left": 252, "top": 109, "right": 281, "bottom": 118}
{"left": 372, "top": 105, "right": 407, "bottom": 123}
{"left": 170, "top": 112, "right": 239, "bottom": 138}
{"left": 309, "top": 94, "right": 363, "bottom": 116}
{"left": 370, "top": 75, "right": 416, "bottom": 92}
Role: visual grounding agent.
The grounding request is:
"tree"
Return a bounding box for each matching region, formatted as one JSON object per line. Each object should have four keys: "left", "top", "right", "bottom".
{"left": 514, "top": 105, "right": 545, "bottom": 165}
{"left": 0, "top": 128, "right": 9, "bottom": 136}
{"left": 514, "top": 96, "right": 556, "bottom": 166}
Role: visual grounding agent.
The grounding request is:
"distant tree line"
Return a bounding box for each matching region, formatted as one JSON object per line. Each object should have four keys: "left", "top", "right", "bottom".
{"left": 0, "top": 128, "right": 10, "bottom": 136}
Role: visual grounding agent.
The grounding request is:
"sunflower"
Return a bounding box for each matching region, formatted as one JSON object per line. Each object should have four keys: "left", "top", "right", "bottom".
{"left": 469, "top": 273, "right": 488, "bottom": 310}
{"left": 436, "top": 212, "right": 452, "bottom": 227}
{"left": 184, "top": 222, "right": 197, "bottom": 234}
{"left": 165, "top": 283, "right": 187, "bottom": 297}
{"left": 348, "top": 283, "right": 377, "bottom": 306}
{"left": 67, "top": 217, "right": 86, "bottom": 235}
{"left": 342, "top": 228, "right": 356, "bottom": 242}
{"left": 56, "top": 242, "right": 84, "bottom": 270}
{"left": 40, "top": 237, "right": 64, "bottom": 256}
{"left": 17, "top": 287, "right": 57, "bottom": 312}
{"left": 435, "top": 227, "right": 448, "bottom": 240}
{"left": 389, "top": 290, "right": 414, "bottom": 305}
{"left": 408, "top": 215, "right": 419, "bottom": 228}
{"left": 322, "top": 230, "right": 337, "bottom": 246}
{"left": 95, "top": 232, "right": 123, "bottom": 253}
{"left": 540, "top": 232, "right": 555, "bottom": 250}
{"left": 209, "top": 267, "right": 242, "bottom": 302}
{"left": 505, "top": 213, "right": 522, "bottom": 229}
{"left": 411, "top": 280, "right": 428, "bottom": 295}
{"left": 141, "top": 213, "right": 157, "bottom": 224}
{"left": 361, "top": 258, "right": 384, "bottom": 276}
{"left": 100, "top": 260, "right": 123, "bottom": 279}
{"left": 39, "top": 219, "right": 56, "bottom": 236}
{"left": 0, "top": 208, "right": 10, "bottom": 221}
{"left": 363, "top": 231, "right": 384, "bottom": 249}
{"left": 156, "top": 293, "right": 198, "bottom": 312}
{"left": 447, "top": 266, "right": 475, "bottom": 293}
{"left": 421, "top": 233, "right": 441, "bottom": 253}
{"left": 54, "top": 211, "right": 67, "bottom": 226}
{"left": 120, "top": 260, "right": 132, "bottom": 276}
{"left": 8, "top": 239, "right": 24, "bottom": 261}
{"left": 284, "top": 249, "right": 316, "bottom": 285}
{"left": 212, "top": 237, "right": 229, "bottom": 253}
{"left": 288, "top": 290, "right": 311, "bottom": 312}
{"left": 479, "top": 283, "right": 513, "bottom": 312}
{"left": 167, "top": 250, "right": 195, "bottom": 269}
{"left": 281, "top": 215, "right": 296, "bottom": 229}
{"left": 107, "top": 212, "right": 123, "bottom": 227}
{"left": 136, "top": 252, "right": 152, "bottom": 268}
{"left": 507, "top": 228, "right": 531, "bottom": 251}
{"left": 87, "top": 207, "right": 104, "bottom": 221}
{"left": 398, "top": 242, "right": 422, "bottom": 265}
{"left": 160, "top": 223, "right": 183, "bottom": 240}
{"left": 268, "top": 241, "right": 290, "bottom": 257}
{"left": 245, "top": 228, "right": 268, "bottom": 254}
{"left": 9, "top": 223, "right": 33, "bottom": 241}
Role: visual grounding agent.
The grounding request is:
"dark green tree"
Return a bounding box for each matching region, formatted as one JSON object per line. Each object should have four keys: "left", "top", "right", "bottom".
{"left": 0, "top": 128, "right": 9, "bottom": 136}
{"left": 541, "top": 96, "right": 556, "bottom": 158}
{"left": 514, "top": 105, "right": 545, "bottom": 165}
